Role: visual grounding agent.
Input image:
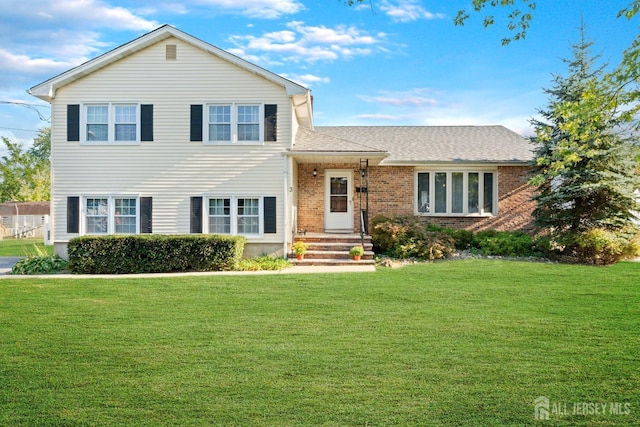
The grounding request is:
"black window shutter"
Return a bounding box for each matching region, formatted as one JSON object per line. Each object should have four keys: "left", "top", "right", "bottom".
{"left": 67, "top": 104, "right": 80, "bottom": 141}
{"left": 264, "top": 104, "right": 277, "bottom": 142}
{"left": 190, "top": 105, "right": 203, "bottom": 142}
{"left": 140, "top": 197, "right": 152, "bottom": 233}
{"left": 264, "top": 196, "right": 276, "bottom": 234}
{"left": 190, "top": 197, "right": 203, "bottom": 233}
{"left": 67, "top": 196, "right": 80, "bottom": 233}
{"left": 140, "top": 105, "right": 153, "bottom": 141}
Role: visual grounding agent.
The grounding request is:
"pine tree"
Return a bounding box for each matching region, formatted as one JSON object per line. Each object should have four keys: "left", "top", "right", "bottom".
{"left": 529, "top": 28, "right": 640, "bottom": 263}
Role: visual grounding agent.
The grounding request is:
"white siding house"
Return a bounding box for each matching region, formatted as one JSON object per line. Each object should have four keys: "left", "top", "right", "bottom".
{"left": 30, "top": 25, "right": 537, "bottom": 262}
{"left": 29, "top": 25, "right": 313, "bottom": 257}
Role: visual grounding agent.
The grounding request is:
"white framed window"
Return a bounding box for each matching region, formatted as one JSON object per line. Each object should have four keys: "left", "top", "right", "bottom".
{"left": 83, "top": 103, "right": 140, "bottom": 143}
{"left": 206, "top": 196, "right": 262, "bottom": 236}
{"left": 84, "top": 196, "right": 139, "bottom": 234}
{"left": 206, "top": 103, "right": 263, "bottom": 144}
{"left": 237, "top": 198, "right": 260, "bottom": 234}
{"left": 416, "top": 170, "right": 497, "bottom": 216}
{"left": 208, "top": 198, "right": 231, "bottom": 234}
{"left": 86, "top": 197, "right": 109, "bottom": 233}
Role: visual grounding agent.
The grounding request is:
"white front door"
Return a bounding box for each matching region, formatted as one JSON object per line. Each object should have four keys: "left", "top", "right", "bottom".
{"left": 324, "top": 169, "right": 353, "bottom": 232}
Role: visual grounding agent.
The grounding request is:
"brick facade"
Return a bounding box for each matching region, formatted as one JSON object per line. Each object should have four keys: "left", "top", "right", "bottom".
{"left": 297, "top": 163, "right": 536, "bottom": 234}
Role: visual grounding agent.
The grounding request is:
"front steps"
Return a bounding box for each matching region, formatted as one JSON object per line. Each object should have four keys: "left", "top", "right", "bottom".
{"left": 291, "top": 233, "right": 375, "bottom": 266}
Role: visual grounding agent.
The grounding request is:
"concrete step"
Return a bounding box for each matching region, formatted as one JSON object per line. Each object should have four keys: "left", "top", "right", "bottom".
{"left": 294, "top": 235, "right": 371, "bottom": 244}
{"left": 304, "top": 242, "right": 374, "bottom": 252}
{"left": 304, "top": 250, "right": 375, "bottom": 260}
{"left": 292, "top": 258, "right": 376, "bottom": 267}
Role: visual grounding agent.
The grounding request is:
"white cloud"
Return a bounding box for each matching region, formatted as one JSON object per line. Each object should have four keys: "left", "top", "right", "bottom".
{"left": 0, "top": 49, "right": 80, "bottom": 77}
{"left": 359, "top": 88, "right": 439, "bottom": 106}
{"left": 192, "top": 0, "right": 303, "bottom": 18}
{"left": 353, "top": 87, "right": 535, "bottom": 135}
{"left": 0, "top": 1, "right": 159, "bottom": 89}
{"left": 282, "top": 73, "right": 330, "bottom": 87}
{"left": 0, "top": 0, "right": 158, "bottom": 31}
{"left": 228, "top": 21, "right": 387, "bottom": 64}
{"left": 379, "top": 0, "right": 446, "bottom": 23}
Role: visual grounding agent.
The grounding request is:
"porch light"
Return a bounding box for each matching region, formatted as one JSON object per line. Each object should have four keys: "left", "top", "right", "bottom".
{"left": 313, "top": 168, "right": 318, "bottom": 177}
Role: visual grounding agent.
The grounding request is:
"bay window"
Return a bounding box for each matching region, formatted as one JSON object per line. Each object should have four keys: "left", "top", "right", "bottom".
{"left": 416, "top": 170, "right": 496, "bottom": 216}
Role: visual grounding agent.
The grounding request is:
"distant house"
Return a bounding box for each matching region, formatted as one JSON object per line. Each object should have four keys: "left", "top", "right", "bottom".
{"left": 28, "top": 25, "right": 535, "bottom": 259}
{"left": 0, "top": 201, "right": 50, "bottom": 239}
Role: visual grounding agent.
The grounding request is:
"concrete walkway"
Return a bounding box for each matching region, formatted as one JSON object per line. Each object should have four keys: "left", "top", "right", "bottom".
{"left": 0, "top": 257, "right": 22, "bottom": 275}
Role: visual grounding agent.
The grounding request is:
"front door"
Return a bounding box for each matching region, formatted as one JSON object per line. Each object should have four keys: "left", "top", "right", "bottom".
{"left": 324, "top": 169, "right": 353, "bottom": 232}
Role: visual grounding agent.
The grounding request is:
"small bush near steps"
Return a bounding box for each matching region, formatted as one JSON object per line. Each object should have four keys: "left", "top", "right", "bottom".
{"left": 371, "top": 215, "right": 456, "bottom": 261}
{"left": 236, "top": 255, "right": 292, "bottom": 271}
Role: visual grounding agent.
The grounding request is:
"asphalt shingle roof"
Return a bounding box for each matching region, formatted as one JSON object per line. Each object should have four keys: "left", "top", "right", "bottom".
{"left": 293, "top": 125, "right": 534, "bottom": 164}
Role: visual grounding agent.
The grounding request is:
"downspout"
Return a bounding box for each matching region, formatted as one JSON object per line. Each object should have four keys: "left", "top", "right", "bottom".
{"left": 282, "top": 154, "right": 289, "bottom": 258}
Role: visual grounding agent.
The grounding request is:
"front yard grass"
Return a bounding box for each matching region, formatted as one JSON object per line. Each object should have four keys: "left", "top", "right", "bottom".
{"left": 0, "top": 238, "right": 52, "bottom": 257}
{"left": 1, "top": 260, "right": 638, "bottom": 426}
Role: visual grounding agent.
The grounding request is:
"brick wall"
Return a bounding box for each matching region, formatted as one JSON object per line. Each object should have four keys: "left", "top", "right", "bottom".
{"left": 296, "top": 163, "right": 536, "bottom": 234}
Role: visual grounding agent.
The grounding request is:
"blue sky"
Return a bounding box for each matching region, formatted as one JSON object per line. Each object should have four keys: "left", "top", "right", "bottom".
{"left": 0, "top": 0, "right": 637, "bottom": 148}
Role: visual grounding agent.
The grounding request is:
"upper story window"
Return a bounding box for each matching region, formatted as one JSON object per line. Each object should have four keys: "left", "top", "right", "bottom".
{"left": 206, "top": 103, "right": 263, "bottom": 144}
{"left": 416, "top": 170, "right": 496, "bottom": 216}
{"left": 83, "top": 103, "right": 139, "bottom": 143}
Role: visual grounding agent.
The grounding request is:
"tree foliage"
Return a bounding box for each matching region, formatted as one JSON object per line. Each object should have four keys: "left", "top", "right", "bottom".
{"left": 528, "top": 30, "right": 640, "bottom": 262}
{"left": 0, "top": 128, "right": 51, "bottom": 202}
{"left": 452, "top": 1, "right": 639, "bottom": 45}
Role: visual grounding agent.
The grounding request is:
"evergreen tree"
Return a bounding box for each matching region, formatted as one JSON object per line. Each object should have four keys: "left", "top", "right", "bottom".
{"left": 529, "top": 29, "right": 640, "bottom": 262}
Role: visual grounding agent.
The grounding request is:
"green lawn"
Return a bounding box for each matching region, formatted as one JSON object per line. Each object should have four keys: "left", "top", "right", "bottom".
{"left": 0, "top": 238, "right": 52, "bottom": 256}
{"left": 1, "top": 260, "right": 639, "bottom": 426}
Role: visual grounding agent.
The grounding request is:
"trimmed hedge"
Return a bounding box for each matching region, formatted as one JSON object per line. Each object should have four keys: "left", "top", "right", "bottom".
{"left": 68, "top": 234, "right": 246, "bottom": 274}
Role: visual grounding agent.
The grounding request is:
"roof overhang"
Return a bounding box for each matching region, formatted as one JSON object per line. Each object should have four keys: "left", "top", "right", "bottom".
{"left": 29, "top": 25, "right": 309, "bottom": 102}
{"left": 285, "top": 151, "right": 388, "bottom": 165}
{"left": 382, "top": 160, "right": 532, "bottom": 166}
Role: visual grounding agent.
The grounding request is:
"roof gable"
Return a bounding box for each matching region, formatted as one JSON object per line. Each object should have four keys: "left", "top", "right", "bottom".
{"left": 29, "top": 24, "right": 309, "bottom": 102}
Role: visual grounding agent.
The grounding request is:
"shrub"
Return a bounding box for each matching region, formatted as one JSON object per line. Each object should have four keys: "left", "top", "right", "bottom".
{"left": 10, "top": 255, "right": 68, "bottom": 275}
{"left": 236, "top": 255, "right": 292, "bottom": 271}
{"left": 473, "top": 231, "right": 536, "bottom": 257}
{"left": 371, "top": 215, "right": 455, "bottom": 260}
{"left": 370, "top": 214, "right": 400, "bottom": 253}
{"left": 444, "top": 228, "right": 475, "bottom": 250}
{"left": 68, "top": 234, "right": 246, "bottom": 274}
{"left": 559, "top": 227, "right": 640, "bottom": 266}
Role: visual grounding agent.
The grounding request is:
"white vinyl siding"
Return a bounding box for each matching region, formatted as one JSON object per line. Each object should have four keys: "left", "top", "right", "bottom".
{"left": 415, "top": 169, "right": 497, "bottom": 216}
{"left": 50, "top": 37, "right": 291, "bottom": 246}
